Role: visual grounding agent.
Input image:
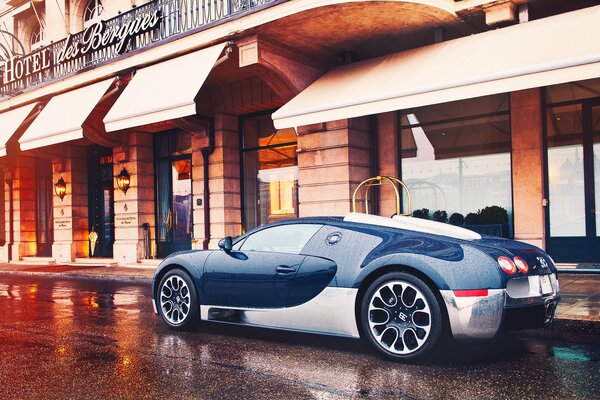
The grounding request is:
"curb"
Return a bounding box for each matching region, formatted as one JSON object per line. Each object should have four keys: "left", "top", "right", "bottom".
{"left": 0, "top": 270, "right": 152, "bottom": 284}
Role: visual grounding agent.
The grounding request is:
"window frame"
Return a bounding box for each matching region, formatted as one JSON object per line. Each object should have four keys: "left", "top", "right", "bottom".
{"left": 239, "top": 110, "right": 299, "bottom": 232}
{"left": 237, "top": 223, "right": 323, "bottom": 255}
{"left": 397, "top": 93, "right": 514, "bottom": 238}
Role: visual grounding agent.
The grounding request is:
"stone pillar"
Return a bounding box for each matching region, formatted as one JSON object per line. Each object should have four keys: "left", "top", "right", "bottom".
{"left": 511, "top": 88, "right": 546, "bottom": 249}
{"left": 113, "top": 132, "right": 155, "bottom": 265}
{"left": 10, "top": 157, "right": 36, "bottom": 260}
{"left": 377, "top": 112, "right": 400, "bottom": 216}
{"left": 0, "top": 170, "right": 8, "bottom": 262}
{"left": 296, "top": 117, "right": 371, "bottom": 217}
{"left": 191, "top": 133, "right": 208, "bottom": 250}
{"left": 52, "top": 148, "right": 89, "bottom": 262}
{"left": 195, "top": 113, "right": 241, "bottom": 249}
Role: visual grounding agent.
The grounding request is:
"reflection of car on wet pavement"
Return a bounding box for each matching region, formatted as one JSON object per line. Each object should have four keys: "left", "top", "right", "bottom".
{"left": 152, "top": 212, "right": 560, "bottom": 362}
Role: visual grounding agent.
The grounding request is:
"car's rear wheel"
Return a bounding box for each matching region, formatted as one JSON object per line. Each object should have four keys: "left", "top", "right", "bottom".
{"left": 157, "top": 269, "right": 199, "bottom": 330}
{"left": 361, "top": 272, "right": 442, "bottom": 362}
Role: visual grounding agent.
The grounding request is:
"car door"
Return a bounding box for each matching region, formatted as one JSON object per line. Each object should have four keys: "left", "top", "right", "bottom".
{"left": 202, "top": 224, "right": 326, "bottom": 308}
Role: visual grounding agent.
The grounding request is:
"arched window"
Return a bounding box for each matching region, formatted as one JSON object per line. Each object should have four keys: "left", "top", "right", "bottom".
{"left": 83, "top": 0, "right": 104, "bottom": 26}
{"left": 30, "top": 22, "right": 44, "bottom": 48}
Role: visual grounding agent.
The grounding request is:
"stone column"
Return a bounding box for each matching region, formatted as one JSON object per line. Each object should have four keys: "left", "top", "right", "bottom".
{"left": 10, "top": 157, "right": 36, "bottom": 260}
{"left": 113, "top": 132, "right": 155, "bottom": 265}
{"left": 202, "top": 113, "right": 242, "bottom": 249}
{"left": 0, "top": 170, "right": 8, "bottom": 262}
{"left": 52, "top": 148, "right": 89, "bottom": 262}
{"left": 511, "top": 88, "right": 546, "bottom": 249}
{"left": 377, "top": 112, "right": 400, "bottom": 216}
{"left": 296, "top": 117, "right": 371, "bottom": 217}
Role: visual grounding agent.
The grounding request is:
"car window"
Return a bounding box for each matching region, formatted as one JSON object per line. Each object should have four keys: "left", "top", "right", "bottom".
{"left": 239, "top": 224, "right": 323, "bottom": 254}
{"left": 232, "top": 236, "right": 245, "bottom": 251}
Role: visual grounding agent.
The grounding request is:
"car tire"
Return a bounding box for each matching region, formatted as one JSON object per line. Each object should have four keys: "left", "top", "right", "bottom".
{"left": 157, "top": 269, "right": 199, "bottom": 330}
{"left": 360, "top": 272, "right": 442, "bottom": 362}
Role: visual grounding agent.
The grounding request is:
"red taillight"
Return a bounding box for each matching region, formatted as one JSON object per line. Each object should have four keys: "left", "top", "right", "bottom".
{"left": 514, "top": 256, "right": 529, "bottom": 273}
{"left": 498, "top": 256, "right": 516, "bottom": 274}
{"left": 453, "top": 289, "right": 489, "bottom": 297}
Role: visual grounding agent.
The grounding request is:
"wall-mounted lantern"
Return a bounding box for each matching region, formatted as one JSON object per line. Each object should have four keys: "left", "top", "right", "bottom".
{"left": 54, "top": 177, "right": 67, "bottom": 200}
{"left": 116, "top": 167, "right": 131, "bottom": 194}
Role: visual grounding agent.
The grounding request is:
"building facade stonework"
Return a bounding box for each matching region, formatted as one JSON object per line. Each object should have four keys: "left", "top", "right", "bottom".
{"left": 0, "top": 0, "right": 599, "bottom": 265}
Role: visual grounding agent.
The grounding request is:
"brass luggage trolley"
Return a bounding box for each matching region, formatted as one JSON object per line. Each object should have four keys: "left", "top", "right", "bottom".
{"left": 352, "top": 176, "right": 413, "bottom": 216}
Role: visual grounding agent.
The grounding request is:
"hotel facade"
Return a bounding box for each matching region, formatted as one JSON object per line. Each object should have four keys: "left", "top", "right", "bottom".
{"left": 0, "top": 0, "right": 599, "bottom": 267}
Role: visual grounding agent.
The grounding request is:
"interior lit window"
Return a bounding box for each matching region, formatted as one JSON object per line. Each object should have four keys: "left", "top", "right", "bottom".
{"left": 242, "top": 113, "right": 298, "bottom": 230}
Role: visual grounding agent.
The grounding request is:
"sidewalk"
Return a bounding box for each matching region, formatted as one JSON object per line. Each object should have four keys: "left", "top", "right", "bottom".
{"left": 0, "top": 262, "right": 597, "bottom": 322}
{"left": 0, "top": 262, "right": 154, "bottom": 283}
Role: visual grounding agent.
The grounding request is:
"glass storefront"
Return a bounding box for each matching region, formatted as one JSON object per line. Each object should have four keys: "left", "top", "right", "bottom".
{"left": 242, "top": 113, "right": 298, "bottom": 231}
{"left": 399, "top": 94, "right": 513, "bottom": 236}
{"left": 546, "top": 103, "right": 585, "bottom": 236}
{"left": 545, "top": 77, "right": 600, "bottom": 262}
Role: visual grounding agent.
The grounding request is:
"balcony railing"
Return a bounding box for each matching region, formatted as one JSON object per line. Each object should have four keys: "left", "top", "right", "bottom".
{"left": 0, "top": 0, "right": 279, "bottom": 98}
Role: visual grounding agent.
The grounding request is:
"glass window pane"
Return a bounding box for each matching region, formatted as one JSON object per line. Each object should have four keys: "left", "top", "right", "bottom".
{"left": 240, "top": 224, "right": 322, "bottom": 254}
{"left": 594, "top": 105, "right": 600, "bottom": 236}
{"left": 156, "top": 159, "right": 171, "bottom": 242}
{"left": 171, "top": 131, "right": 192, "bottom": 155}
{"left": 546, "top": 104, "right": 583, "bottom": 147}
{"left": 243, "top": 114, "right": 298, "bottom": 231}
{"left": 547, "top": 103, "right": 586, "bottom": 237}
{"left": 243, "top": 114, "right": 296, "bottom": 149}
{"left": 400, "top": 102, "right": 513, "bottom": 236}
{"left": 172, "top": 160, "right": 192, "bottom": 242}
{"left": 402, "top": 93, "right": 509, "bottom": 125}
{"left": 548, "top": 145, "right": 585, "bottom": 237}
{"left": 546, "top": 78, "right": 600, "bottom": 104}
{"left": 595, "top": 142, "right": 600, "bottom": 237}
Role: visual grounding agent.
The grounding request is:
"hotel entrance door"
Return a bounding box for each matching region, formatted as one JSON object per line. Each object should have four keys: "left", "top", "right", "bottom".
{"left": 35, "top": 159, "right": 53, "bottom": 257}
{"left": 87, "top": 147, "right": 115, "bottom": 258}
{"left": 546, "top": 99, "right": 600, "bottom": 262}
{"left": 155, "top": 130, "right": 193, "bottom": 258}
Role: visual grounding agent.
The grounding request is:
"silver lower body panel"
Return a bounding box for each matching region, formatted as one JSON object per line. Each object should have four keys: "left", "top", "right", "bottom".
{"left": 441, "top": 273, "right": 560, "bottom": 340}
{"left": 200, "top": 287, "right": 360, "bottom": 338}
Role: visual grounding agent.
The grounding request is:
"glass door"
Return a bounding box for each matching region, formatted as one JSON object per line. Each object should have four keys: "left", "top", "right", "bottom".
{"left": 156, "top": 158, "right": 192, "bottom": 257}
{"left": 87, "top": 147, "right": 114, "bottom": 258}
{"left": 155, "top": 130, "right": 193, "bottom": 258}
{"left": 35, "top": 158, "right": 53, "bottom": 257}
{"left": 546, "top": 100, "right": 600, "bottom": 262}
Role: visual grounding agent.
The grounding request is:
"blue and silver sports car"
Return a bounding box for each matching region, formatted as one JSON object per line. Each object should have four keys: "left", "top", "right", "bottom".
{"left": 152, "top": 212, "right": 560, "bottom": 362}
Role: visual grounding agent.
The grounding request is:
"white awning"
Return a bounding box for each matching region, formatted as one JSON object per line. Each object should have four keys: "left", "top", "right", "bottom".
{"left": 103, "top": 42, "right": 226, "bottom": 132}
{"left": 0, "top": 103, "right": 38, "bottom": 157}
{"left": 19, "top": 79, "right": 114, "bottom": 151}
{"left": 273, "top": 5, "right": 600, "bottom": 129}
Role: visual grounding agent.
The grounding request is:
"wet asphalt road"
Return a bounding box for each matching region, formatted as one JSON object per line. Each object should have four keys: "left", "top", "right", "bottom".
{"left": 0, "top": 275, "right": 598, "bottom": 400}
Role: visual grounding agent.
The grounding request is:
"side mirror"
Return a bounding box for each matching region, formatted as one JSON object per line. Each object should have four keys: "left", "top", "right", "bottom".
{"left": 218, "top": 236, "right": 233, "bottom": 252}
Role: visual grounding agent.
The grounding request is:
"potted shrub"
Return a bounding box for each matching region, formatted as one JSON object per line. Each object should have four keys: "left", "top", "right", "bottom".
{"left": 433, "top": 210, "right": 448, "bottom": 223}
{"left": 449, "top": 213, "right": 464, "bottom": 226}
{"left": 412, "top": 208, "right": 430, "bottom": 220}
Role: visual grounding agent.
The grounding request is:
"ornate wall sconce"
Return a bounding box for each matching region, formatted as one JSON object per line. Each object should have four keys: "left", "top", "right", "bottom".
{"left": 54, "top": 177, "right": 67, "bottom": 200}
{"left": 116, "top": 167, "right": 131, "bottom": 194}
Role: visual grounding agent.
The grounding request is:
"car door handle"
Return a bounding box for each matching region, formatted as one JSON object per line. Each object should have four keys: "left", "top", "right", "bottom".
{"left": 276, "top": 265, "right": 296, "bottom": 274}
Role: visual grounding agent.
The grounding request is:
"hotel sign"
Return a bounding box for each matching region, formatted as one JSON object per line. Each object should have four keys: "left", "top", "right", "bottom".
{"left": 0, "top": 0, "right": 274, "bottom": 97}
{"left": 1, "top": 9, "right": 160, "bottom": 86}
{"left": 57, "top": 10, "right": 161, "bottom": 64}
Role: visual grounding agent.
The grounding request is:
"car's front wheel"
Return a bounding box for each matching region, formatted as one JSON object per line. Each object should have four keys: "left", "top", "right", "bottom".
{"left": 361, "top": 272, "right": 442, "bottom": 362}
{"left": 157, "top": 269, "right": 199, "bottom": 330}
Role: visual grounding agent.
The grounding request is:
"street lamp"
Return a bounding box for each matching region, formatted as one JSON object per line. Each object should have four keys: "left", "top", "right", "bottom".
{"left": 116, "top": 167, "right": 130, "bottom": 194}
{"left": 54, "top": 177, "right": 66, "bottom": 201}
